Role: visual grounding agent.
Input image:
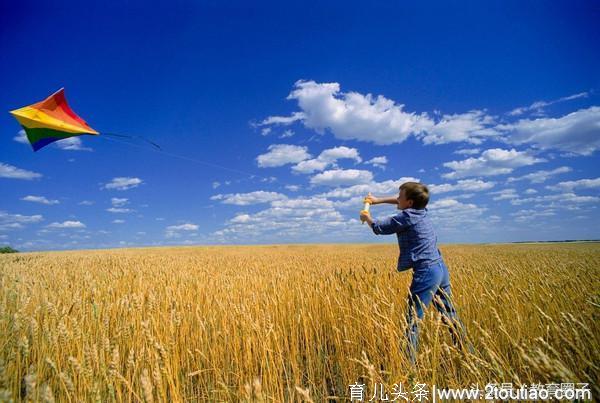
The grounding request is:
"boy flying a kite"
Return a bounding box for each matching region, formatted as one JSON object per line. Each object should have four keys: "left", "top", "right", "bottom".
{"left": 360, "top": 182, "right": 473, "bottom": 365}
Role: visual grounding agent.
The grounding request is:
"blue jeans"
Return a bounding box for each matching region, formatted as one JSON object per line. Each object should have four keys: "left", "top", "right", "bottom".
{"left": 405, "top": 260, "right": 472, "bottom": 364}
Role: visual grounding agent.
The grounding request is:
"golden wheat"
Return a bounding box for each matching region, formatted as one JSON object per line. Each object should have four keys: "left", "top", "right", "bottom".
{"left": 0, "top": 243, "right": 598, "bottom": 401}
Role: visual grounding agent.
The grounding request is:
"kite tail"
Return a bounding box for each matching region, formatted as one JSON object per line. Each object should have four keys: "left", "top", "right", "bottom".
{"left": 101, "top": 132, "right": 162, "bottom": 150}
{"left": 99, "top": 132, "right": 275, "bottom": 181}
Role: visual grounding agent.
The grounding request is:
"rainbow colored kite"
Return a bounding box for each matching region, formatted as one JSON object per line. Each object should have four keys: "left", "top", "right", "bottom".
{"left": 10, "top": 88, "right": 98, "bottom": 151}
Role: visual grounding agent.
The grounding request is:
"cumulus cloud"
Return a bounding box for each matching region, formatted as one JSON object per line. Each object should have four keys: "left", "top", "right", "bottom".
{"left": 292, "top": 146, "right": 362, "bottom": 174}
{"left": 259, "top": 81, "right": 598, "bottom": 155}
{"left": 364, "top": 156, "right": 388, "bottom": 170}
{"left": 47, "top": 221, "right": 86, "bottom": 229}
{"left": 417, "top": 110, "right": 499, "bottom": 145}
{"left": 310, "top": 169, "right": 373, "bottom": 187}
{"left": 256, "top": 144, "right": 311, "bottom": 167}
{"left": 262, "top": 80, "right": 433, "bottom": 145}
{"left": 260, "top": 81, "right": 505, "bottom": 146}
{"left": 442, "top": 148, "right": 545, "bottom": 179}
{"left": 507, "top": 166, "right": 572, "bottom": 184}
{"left": 21, "top": 195, "right": 59, "bottom": 205}
{"left": 211, "top": 191, "right": 288, "bottom": 205}
{"left": 499, "top": 106, "right": 600, "bottom": 156}
{"left": 429, "top": 179, "right": 495, "bottom": 194}
{"left": 103, "top": 177, "right": 143, "bottom": 190}
{"left": 546, "top": 177, "right": 600, "bottom": 192}
{"left": 0, "top": 162, "right": 42, "bottom": 180}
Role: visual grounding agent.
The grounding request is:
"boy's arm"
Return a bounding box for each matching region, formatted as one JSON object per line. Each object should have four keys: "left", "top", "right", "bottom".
{"left": 369, "top": 213, "right": 409, "bottom": 235}
{"left": 366, "top": 195, "right": 398, "bottom": 205}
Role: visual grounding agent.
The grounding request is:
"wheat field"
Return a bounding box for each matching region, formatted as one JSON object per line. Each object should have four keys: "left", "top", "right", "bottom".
{"left": 0, "top": 243, "right": 598, "bottom": 401}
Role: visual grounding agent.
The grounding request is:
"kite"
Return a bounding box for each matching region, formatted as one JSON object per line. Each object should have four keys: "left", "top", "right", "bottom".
{"left": 9, "top": 88, "right": 99, "bottom": 151}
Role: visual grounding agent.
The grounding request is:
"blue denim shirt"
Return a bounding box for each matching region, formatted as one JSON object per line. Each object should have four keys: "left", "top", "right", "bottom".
{"left": 371, "top": 208, "right": 442, "bottom": 271}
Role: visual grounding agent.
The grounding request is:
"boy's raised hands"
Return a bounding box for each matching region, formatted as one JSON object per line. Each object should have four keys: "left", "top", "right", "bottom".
{"left": 364, "top": 192, "right": 379, "bottom": 205}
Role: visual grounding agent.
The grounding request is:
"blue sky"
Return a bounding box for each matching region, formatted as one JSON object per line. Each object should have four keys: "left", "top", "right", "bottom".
{"left": 1, "top": 1, "right": 599, "bottom": 251}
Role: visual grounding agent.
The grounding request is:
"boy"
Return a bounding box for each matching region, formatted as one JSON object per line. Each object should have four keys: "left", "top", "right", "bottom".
{"left": 360, "top": 182, "right": 472, "bottom": 365}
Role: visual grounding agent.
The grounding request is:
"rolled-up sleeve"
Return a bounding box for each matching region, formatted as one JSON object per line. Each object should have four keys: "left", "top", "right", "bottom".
{"left": 371, "top": 213, "right": 408, "bottom": 235}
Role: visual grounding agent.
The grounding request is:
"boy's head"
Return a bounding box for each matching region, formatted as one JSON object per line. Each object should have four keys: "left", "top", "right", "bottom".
{"left": 397, "top": 182, "right": 429, "bottom": 210}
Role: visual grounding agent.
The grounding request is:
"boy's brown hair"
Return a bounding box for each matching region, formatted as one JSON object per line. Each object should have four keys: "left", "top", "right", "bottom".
{"left": 400, "top": 182, "right": 430, "bottom": 209}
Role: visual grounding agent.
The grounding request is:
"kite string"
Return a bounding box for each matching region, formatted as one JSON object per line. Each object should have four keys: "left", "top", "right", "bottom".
{"left": 99, "top": 133, "right": 275, "bottom": 181}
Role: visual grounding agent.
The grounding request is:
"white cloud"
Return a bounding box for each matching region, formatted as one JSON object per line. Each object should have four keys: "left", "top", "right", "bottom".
{"left": 230, "top": 214, "right": 252, "bottom": 224}
{"left": 260, "top": 127, "right": 271, "bottom": 136}
{"left": 263, "top": 80, "right": 433, "bottom": 145}
{"left": 489, "top": 188, "right": 518, "bottom": 201}
{"left": 285, "top": 185, "right": 301, "bottom": 192}
{"left": 0, "top": 211, "right": 43, "bottom": 230}
{"left": 260, "top": 111, "right": 305, "bottom": 126}
{"left": 111, "top": 197, "right": 129, "bottom": 207}
{"left": 499, "top": 106, "right": 600, "bottom": 156}
{"left": 310, "top": 169, "right": 374, "bottom": 187}
{"left": 442, "top": 148, "right": 545, "bottom": 179}
{"left": 510, "top": 192, "right": 599, "bottom": 206}
{"left": 524, "top": 188, "right": 538, "bottom": 195}
{"left": 0, "top": 162, "right": 42, "bottom": 180}
{"left": 292, "top": 159, "right": 328, "bottom": 174}
{"left": 14, "top": 130, "right": 29, "bottom": 144}
{"left": 103, "top": 177, "right": 143, "bottom": 190}
{"left": 112, "top": 219, "right": 125, "bottom": 224}
{"left": 427, "top": 198, "right": 488, "bottom": 227}
{"left": 364, "top": 156, "right": 388, "bottom": 170}
{"left": 317, "top": 177, "right": 419, "bottom": 199}
{"left": 54, "top": 137, "right": 92, "bottom": 151}
{"left": 510, "top": 209, "right": 557, "bottom": 223}
{"left": 211, "top": 191, "right": 288, "bottom": 205}
{"left": 212, "top": 181, "right": 221, "bottom": 189}
{"left": 165, "top": 223, "right": 199, "bottom": 238}
{"left": 507, "top": 166, "right": 572, "bottom": 184}
{"left": 546, "top": 177, "right": 600, "bottom": 192}
{"left": 260, "top": 81, "right": 504, "bottom": 146}
{"left": 256, "top": 144, "right": 311, "bottom": 167}
{"left": 418, "top": 110, "right": 499, "bottom": 145}
{"left": 47, "top": 221, "right": 86, "bottom": 229}
{"left": 21, "top": 195, "right": 59, "bottom": 205}
{"left": 167, "top": 223, "right": 198, "bottom": 231}
{"left": 508, "top": 91, "right": 589, "bottom": 116}
{"left": 79, "top": 200, "right": 95, "bottom": 206}
{"left": 213, "top": 196, "right": 351, "bottom": 243}
{"left": 454, "top": 148, "right": 480, "bottom": 155}
{"left": 429, "top": 179, "right": 495, "bottom": 194}
{"left": 292, "top": 146, "right": 362, "bottom": 174}
{"left": 106, "top": 207, "right": 133, "bottom": 213}
{"left": 280, "top": 129, "right": 294, "bottom": 138}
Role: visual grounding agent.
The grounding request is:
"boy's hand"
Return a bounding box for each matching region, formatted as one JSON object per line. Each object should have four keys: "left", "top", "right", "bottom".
{"left": 360, "top": 210, "right": 372, "bottom": 225}
{"left": 364, "top": 193, "right": 378, "bottom": 205}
